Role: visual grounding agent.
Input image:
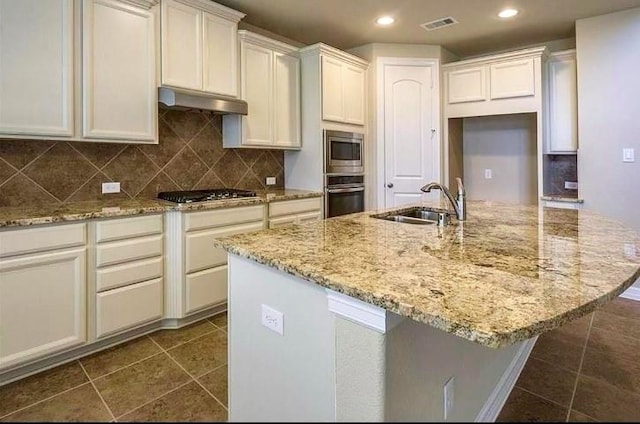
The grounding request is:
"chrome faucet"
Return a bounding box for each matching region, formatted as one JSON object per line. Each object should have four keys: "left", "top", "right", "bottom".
{"left": 420, "top": 178, "right": 467, "bottom": 221}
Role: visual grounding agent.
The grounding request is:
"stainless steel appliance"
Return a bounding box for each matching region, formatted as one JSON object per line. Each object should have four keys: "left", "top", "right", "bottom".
{"left": 324, "top": 174, "right": 365, "bottom": 218}
{"left": 324, "top": 130, "right": 364, "bottom": 174}
{"left": 157, "top": 188, "right": 256, "bottom": 204}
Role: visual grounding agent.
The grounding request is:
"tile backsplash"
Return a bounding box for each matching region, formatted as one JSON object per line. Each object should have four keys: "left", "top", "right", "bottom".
{"left": 544, "top": 154, "right": 578, "bottom": 197}
{"left": 0, "top": 110, "right": 284, "bottom": 207}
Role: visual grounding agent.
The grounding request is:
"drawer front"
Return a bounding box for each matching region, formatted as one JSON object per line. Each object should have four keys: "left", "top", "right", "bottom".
{"left": 185, "top": 266, "right": 227, "bottom": 314}
{"left": 96, "top": 235, "right": 163, "bottom": 268}
{"left": 269, "top": 215, "right": 297, "bottom": 229}
{"left": 95, "top": 215, "right": 162, "bottom": 243}
{"left": 96, "top": 278, "right": 163, "bottom": 338}
{"left": 96, "top": 256, "right": 163, "bottom": 292}
{"left": 184, "top": 205, "right": 265, "bottom": 232}
{"left": 543, "top": 200, "right": 581, "bottom": 210}
{"left": 268, "top": 197, "right": 322, "bottom": 217}
{"left": 298, "top": 211, "right": 322, "bottom": 223}
{"left": 0, "top": 223, "right": 85, "bottom": 258}
{"left": 185, "top": 221, "right": 264, "bottom": 273}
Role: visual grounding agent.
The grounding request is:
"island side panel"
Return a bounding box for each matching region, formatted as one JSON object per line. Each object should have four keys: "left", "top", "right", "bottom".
{"left": 227, "top": 254, "right": 336, "bottom": 421}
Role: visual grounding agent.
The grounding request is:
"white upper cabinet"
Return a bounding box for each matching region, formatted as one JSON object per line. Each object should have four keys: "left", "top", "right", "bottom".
{"left": 223, "top": 30, "right": 300, "bottom": 149}
{"left": 319, "top": 50, "right": 367, "bottom": 126}
{"left": 161, "top": 0, "right": 244, "bottom": 97}
{"left": 83, "top": 0, "right": 157, "bottom": 142}
{"left": 0, "top": 0, "right": 74, "bottom": 137}
{"left": 443, "top": 47, "right": 548, "bottom": 118}
{"left": 546, "top": 50, "right": 578, "bottom": 153}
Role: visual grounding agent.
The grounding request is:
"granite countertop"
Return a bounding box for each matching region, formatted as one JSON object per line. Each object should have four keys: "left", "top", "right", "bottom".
{"left": 214, "top": 200, "right": 640, "bottom": 348}
{"left": 541, "top": 195, "right": 584, "bottom": 203}
{"left": 0, "top": 189, "right": 322, "bottom": 228}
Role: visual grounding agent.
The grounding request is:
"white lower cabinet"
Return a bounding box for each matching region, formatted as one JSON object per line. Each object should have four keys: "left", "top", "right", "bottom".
{"left": 268, "top": 197, "right": 323, "bottom": 228}
{"left": 185, "top": 266, "right": 227, "bottom": 314}
{"left": 91, "top": 214, "right": 164, "bottom": 340}
{"left": 0, "top": 223, "right": 87, "bottom": 370}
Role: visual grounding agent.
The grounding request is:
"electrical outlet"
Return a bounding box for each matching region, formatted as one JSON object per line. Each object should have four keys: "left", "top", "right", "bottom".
{"left": 266, "top": 176, "right": 276, "bottom": 186}
{"left": 564, "top": 181, "right": 578, "bottom": 190}
{"left": 484, "top": 169, "right": 492, "bottom": 179}
{"left": 101, "top": 182, "right": 121, "bottom": 194}
{"left": 443, "top": 376, "right": 455, "bottom": 420}
{"left": 261, "top": 304, "right": 284, "bottom": 335}
{"left": 623, "top": 148, "right": 635, "bottom": 163}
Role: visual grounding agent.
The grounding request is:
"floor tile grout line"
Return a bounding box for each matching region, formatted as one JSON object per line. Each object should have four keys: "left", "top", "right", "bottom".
{"left": 151, "top": 325, "right": 219, "bottom": 352}
{"left": 147, "top": 335, "right": 229, "bottom": 412}
{"left": 87, "top": 350, "right": 165, "bottom": 383}
{"left": 0, "top": 378, "right": 93, "bottom": 420}
{"left": 112, "top": 378, "right": 194, "bottom": 421}
{"left": 78, "top": 360, "right": 117, "bottom": 422}
{"left": 513, "top": 385, "right": 571, "bottom": 412}
{"left": 566, "top": 313, "right": 595, "bottom": 421}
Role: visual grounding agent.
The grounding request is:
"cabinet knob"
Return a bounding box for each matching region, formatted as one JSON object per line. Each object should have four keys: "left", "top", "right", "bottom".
{"left": 387, "top": 183, "right": 394, "bottom": 188}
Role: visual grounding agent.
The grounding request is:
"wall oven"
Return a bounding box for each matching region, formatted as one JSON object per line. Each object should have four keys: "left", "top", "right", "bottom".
{"left": 324, "top": 130, "right": 364, "bottom": 174}
{"left": 325, "top": 174, "right": 365, "bottom": 218}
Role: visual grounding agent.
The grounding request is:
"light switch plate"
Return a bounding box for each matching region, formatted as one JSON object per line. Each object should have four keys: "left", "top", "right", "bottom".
{"left": 623, "top": 148, "right": 635, "bottom": 162}
{"left": 266, "top": 176, "right": 276, "bottom": 186}
{"left": 484, "top": 169, "right": 492, "bottom": 179}
{"left": 261, "top": 304, "right": 284, "bottom": 335}
{"left": 102, "top": 182, "right": 121, "bottom": 194}
{"left": 564, "top": 181, "right": 578, "bottom": 190}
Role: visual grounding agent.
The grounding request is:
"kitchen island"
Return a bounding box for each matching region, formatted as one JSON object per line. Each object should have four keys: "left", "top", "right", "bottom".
{"left": 214, "top": 200, "right": 640, "bottom": 421}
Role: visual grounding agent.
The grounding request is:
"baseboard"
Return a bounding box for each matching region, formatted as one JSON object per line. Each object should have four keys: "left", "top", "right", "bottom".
{"left": 620, "top": 286, "right": 640, "bottom": 302}
{"left": 475, "top": 337, "right": 537, "bottom": 422}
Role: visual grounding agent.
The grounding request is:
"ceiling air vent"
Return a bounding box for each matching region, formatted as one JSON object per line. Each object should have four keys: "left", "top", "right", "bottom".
{"left": 421, "top": 16, "right": 458, "bottom": 31}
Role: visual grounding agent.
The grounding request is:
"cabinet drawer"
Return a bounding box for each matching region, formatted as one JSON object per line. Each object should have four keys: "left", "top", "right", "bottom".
{"left": 268, "top": 215, "right": 297, "bottom": 229}
{"left": 96, "top": 257, "right": 163, "bottom": 292}
{"left": 95, "top": 215, "right": 162, "bottom": 243}
{"left": 96, "top": 278, "right": 163, "bottom": 338}
{"left": 298, "top": 211, "right": 322, "bottom": 223}
{"left": 542, "top": 200, "right": 581, "bottom": 210}
{"left": 185, "top": 221, "right": 264, "bottom": 273}
{"left": 185, "top": 266, "right": 227, "bottom": 314}
{"left": 184, "top": 205, "right": 264, "bottom": 231}
{"left": 268, "top": 197, "right": 322, "bottom": 217}
{"left": 0, "top": 223, "right": 85, "bottom": 258}
{"left": 96, "top": 235, "right": 162, "bottom": 268}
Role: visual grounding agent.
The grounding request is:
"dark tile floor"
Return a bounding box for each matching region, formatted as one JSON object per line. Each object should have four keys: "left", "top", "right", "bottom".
{"left": 498, "top": 297, "right": 640, "bottom": 422}
{"left": 1, "top": 298, "right": 639, "bottom": 422}
{"left": 0, "top": 312, "right": 228, "bottom": 422}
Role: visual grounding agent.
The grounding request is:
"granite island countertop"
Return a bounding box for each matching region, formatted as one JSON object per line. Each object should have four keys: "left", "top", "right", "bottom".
{"left": 0, "top": 189, "right": 322, "bottom": 228}
{"left": 214, "top": 200, "right": 640, "bottom": 348}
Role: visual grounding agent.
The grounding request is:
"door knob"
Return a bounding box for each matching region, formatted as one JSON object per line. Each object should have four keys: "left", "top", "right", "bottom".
{"left": 387, "top": 183, "right": 394, "bottom": 188}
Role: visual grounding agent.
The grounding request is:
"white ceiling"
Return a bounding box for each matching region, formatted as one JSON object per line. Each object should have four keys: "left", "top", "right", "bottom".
{"left": 214, "top": 0, "right": 640, "bottom": 57}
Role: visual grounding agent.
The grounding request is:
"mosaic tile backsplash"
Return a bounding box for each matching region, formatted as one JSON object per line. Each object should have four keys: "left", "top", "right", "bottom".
{"left": 544, "top": 154, "right": 578, "bottom": 197}
{"left": 0, "top": 110, "right": 284, "bottom": 207}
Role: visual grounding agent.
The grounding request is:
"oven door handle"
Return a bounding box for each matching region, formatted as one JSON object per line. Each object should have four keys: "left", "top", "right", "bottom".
{"left": 326, "top": 187, "right": 365, "bottom": 194}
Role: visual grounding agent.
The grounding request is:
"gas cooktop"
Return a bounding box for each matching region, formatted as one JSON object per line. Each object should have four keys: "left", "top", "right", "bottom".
{"left": 157, "top": 188, "right": 257, "bottom": 204}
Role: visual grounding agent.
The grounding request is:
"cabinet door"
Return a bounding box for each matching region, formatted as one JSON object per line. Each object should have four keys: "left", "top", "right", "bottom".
{"left": 274, "top": 52, "right": 300, "bottom": 147}
{"left": 490, "top": 59, "right": 535, "bottom": 100}
{"left": 447, "top": 67, "right": 486, "bottom": 104}
{"left": 342, "top": 64, "right": 365, "bottom": 125}
{"left": 83, "top": 0, "right": 157, "bottom": 141}
{"left": 0, "top": 0, "right": 73, "bottom": 137}
{"left": 0, "top": 248, "right": 86, "bottom": 369}
{"left": 321, "top": 56, "right": 344, "bottom": 123}
{"left": 242, "top": 42, "right": 273, "bottom": 146}
{"left": 547, "top": 58, "right": 578, "bottom": 152}
{"left": 161, "top": 0, "right": 202, "bottom": 90}
{"left": 203, "top": 11, "right": 237, "bottom": 97}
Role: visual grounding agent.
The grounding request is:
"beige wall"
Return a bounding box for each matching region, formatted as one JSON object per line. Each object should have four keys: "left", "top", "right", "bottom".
{"left": 576, "top": 7, "right": 640, "bottom": 288}
{"left": 462, "top": 114, "right": 538, "bottom": 205}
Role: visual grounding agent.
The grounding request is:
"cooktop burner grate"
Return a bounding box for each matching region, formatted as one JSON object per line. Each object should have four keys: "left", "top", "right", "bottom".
{"left": 157, "top": 188, "right": 257, "bottom": 204}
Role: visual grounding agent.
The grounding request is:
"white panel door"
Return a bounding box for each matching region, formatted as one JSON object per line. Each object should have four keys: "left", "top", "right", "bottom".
{"left": 0, "top": 248, "right": 86, "bottom": 369}
{"left": 274, "top": 52, "right": 300, "bottom": 148}
{"left": 83, "top": 0, "right": 157, "bottom": 141}
{"left": 342, "top": 64, "right": 365, "bottom": 125}
{"left": 161, "top": 0, "right": 202, "bottom": 90}
{"left": 321, "top": 56, "right": 344, "bottom": 123}
{"left": 0, "top": 0, "right": 73, "bottom": 137}
{"left": 242, "top": 43, "right": 273, "bottom": 146}
{"left": 203, "top": 11, "right": 237, "bottom": 97}
{"left": 383, "top": 63, "right": 439, "bottom": 208}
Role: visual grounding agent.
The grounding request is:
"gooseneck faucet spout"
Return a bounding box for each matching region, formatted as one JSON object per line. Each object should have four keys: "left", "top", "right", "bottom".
{"left": 420, "top": 179, "right": 466, "bottom": 221}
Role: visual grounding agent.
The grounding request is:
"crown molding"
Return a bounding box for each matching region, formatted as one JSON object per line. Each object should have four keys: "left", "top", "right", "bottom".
{"left": 548, "top": 49, "right": 576, "bottom": 62}
{"left": 115, "top": 0, "right": 158, "bottom": 9}
{"left": 174, "top": 0, "right": 245, "bottom": 22}
{"left": 238, "top": 30, "right": 298, "bottom": 55}
{"left": 443, "top": 46, "right": 549, "bottom": 70}
{"left": 299, "top": 42, "right": 369, "bottom": 69}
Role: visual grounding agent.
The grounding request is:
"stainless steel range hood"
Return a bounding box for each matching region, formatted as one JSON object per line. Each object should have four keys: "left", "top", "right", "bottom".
{"left": 158, "top": 87, "right": 248, "bottom": 115}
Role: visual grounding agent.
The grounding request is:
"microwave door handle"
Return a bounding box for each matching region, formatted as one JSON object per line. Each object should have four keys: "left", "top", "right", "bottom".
{"left": 326, "top": 187, "right": 365, "bottom": 194}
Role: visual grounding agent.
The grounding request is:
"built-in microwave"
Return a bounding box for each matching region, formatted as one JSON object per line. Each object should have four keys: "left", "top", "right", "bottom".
{"left": 324, "top": 130, "right": 364, "bottom": 174}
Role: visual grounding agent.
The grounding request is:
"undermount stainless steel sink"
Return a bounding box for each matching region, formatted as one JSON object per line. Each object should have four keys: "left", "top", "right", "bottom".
{"left": 372, "top": 207, "right": 453, "bottom": 226}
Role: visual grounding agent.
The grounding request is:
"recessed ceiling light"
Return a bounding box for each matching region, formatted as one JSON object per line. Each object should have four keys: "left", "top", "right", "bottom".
{"left": 498, "top": 8, "right": 519, "bottom": 18}
{"left": 376, "top": 16, "right": 395, "bottom": 25}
